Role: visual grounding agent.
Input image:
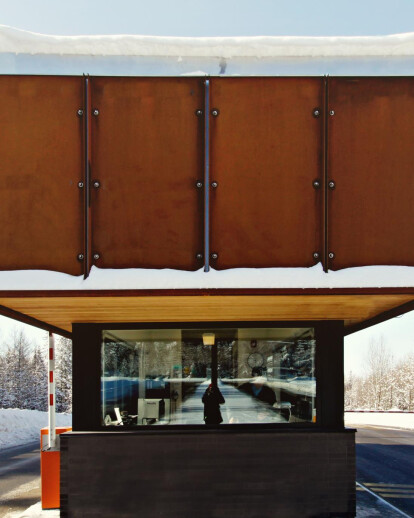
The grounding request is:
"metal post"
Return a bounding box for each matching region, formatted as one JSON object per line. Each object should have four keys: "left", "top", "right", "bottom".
{"left": 48, "top": 332, "right": 56, "bottom": 449}
{"left": 323, "top": 75, "right": 329, "bottom": 273}
{"left": 84, "top": 74, "right": 91, "bottom": 279}
{"left": 211, "top": 342, "right": 218, "bottom": 388}
{"left": 204, "top": 78, "right": 210, "bottom": 272}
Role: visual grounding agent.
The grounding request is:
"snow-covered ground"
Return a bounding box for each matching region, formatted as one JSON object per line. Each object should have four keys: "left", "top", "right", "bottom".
{"left": 345, "top": 411, "right": 414, "bottom": 430}
{"left": 17, "top": 503, "right": 58, "bottom": 518}
{"left": 0, "top": 409, "right": 409, "bottom": 518}
{"left": 0, "top": 409, "right": 72, "bottom": 450}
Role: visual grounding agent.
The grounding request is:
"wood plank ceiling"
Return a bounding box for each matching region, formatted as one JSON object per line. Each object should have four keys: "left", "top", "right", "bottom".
{"left": 0, "top": 291, "right": 413, "bottom": 336}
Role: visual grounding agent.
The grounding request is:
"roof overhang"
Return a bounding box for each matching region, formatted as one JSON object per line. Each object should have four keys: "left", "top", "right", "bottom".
{"left": 2, "top": 26, "right": 414, "bottom": 76}
{"left": 1, "top": 288, "right": 413, "bottom": 339}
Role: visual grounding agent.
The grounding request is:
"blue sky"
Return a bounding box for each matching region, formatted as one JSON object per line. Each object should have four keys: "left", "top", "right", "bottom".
{"left": 0, "top": 0, "right": 413, "bottom": 373}
{"left": 0, "top": 0, "right": 413, "bottom": 37}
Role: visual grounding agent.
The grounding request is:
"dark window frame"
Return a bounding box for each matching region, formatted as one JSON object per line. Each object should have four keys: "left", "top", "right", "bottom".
{"left": 72, "top": 320, "right": 344, "bottom": 432}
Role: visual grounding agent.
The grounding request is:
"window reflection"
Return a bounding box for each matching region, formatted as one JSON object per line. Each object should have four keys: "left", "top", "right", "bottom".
{"left": 101, "top": 327, "right": 316, "bottom": 426}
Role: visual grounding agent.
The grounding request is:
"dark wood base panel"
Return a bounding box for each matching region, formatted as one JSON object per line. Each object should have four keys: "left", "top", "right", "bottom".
{"left": 61, "top": 429, "right": 355, "bottom": 518}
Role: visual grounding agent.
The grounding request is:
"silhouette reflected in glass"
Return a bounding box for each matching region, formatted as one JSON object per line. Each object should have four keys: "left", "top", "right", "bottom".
{"left": 202, "top": 384, "right": 225, "bottom": 425}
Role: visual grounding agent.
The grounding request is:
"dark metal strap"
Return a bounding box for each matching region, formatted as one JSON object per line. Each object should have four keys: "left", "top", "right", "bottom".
{"left": 204, "top": 78, "right": 210, "bottom": 272}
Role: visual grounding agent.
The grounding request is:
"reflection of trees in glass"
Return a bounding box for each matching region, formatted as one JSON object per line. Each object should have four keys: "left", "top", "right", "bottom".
{"left": 103, "top": 341, "right": 139, "bottom": 377}
{"left": 182, "top": 341, "right": 210, "bottom": 378}
{"left": 268, "top": 339, "right": 315, "bottom": 380}
{"left": 143, "top": 341, "right": 177, "bottom": 378}
{"left": 217, "top": 341, "right": 235, "bottom": 378}
{"left": 104, "top": 340, "right": 178, "bottom": 379}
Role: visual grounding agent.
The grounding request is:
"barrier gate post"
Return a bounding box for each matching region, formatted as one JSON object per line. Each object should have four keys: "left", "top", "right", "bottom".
{"left": 40, "top": 332, "right": 71, "bottom": 509}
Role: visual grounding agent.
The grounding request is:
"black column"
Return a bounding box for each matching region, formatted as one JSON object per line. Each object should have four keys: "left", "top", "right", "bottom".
{"left": 316, "top": 320, "right": 345, "bottom": 428}
{"left": 72, "top": 324, "right": 102, "bottom": 431}
{"left": 211, "top": 342, "right": 218, "bottom": 387}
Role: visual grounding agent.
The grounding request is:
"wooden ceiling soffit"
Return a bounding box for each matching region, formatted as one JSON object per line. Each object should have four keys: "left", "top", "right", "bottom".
{"left": 0, "top": 291, "right": 413, "bottom": 336}
{"left": 0, "top": 303, "right": 72, "bottom": 339}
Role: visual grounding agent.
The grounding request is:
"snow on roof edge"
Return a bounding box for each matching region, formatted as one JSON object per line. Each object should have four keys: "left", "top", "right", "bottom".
{"left": 0, "top": 264, "right": 414, "bottom": 291}
{"left": 2, "top": 25, "right": 414, "bottom": 58}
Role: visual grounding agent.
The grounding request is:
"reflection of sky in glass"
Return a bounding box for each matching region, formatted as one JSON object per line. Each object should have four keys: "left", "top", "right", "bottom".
{"left": 101, "top": 328, "right": 316, "bottom": 426}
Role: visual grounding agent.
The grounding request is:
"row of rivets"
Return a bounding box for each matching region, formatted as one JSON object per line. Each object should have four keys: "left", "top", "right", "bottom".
{"left": 196, "top": 181, "right": 218, "bottom": 188}
{"left": 313, "top": 108, "right": 335, "bottom": 118}
{"left": 312, "top": 180, "right": 336, "bottom": 189}
{"left": 195, "top": 109, "right": 220, "bottom": 117}
{"left": 78, "top": 181, "right": 101, "bottom": 189}
{"left": 77, "top": 109, "right": 99, "bottom": 116}
{"left": 313, "top": 252, "right": 335, "bottom": 260}
{"left": 78, "top": 251, "right": 334, "bottom": 266}
{"left": 196, "top": 253, "right": 218, "bottom": 260}
{"left": 80, "top": 107, "right": 333, "bottom": 120}
{"left": 77, "top": 253, "right": 100, "bottom": 261}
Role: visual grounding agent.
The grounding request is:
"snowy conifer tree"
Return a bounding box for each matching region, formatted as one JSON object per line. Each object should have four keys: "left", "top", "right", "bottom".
{"left": 29, "top": 344, "right": 48, "bottom": 411}
{"left": 55, "top": 336, "right": 72, "bottom": 413}
{"left": 364, "top": 336, "right": 393, "bottom": 410}
{"left": 0, "top": 351, "right": 8, "bottom": 407}
{"left": 3, "top": 330, "right": 32, "bottom": 409}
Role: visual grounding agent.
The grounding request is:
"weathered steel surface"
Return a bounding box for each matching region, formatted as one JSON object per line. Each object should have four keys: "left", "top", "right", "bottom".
{"left": 90, "top": 77, "right": 204, "bottom": 270}
{"left": 0, "top": 76, "right": 84, "bottom": 274}
{"left": 209, "top": 77, "right": 324, "bottom": 269}
{"left": 327, "top": 77, "right": 414, "bottom": 270}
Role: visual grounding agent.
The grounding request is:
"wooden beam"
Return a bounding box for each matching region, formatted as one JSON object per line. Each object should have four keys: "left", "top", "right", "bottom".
{"left": 0, "top": 293, "right": 412, "bottom": 334}
{"left": 0, "top": 304, "right": 72, "bottom": 338}
{"left": 345, "top": 298, "right": 414, "bottom": 335}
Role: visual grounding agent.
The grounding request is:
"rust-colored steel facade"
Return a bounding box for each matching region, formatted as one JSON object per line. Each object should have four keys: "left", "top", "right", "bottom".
{"left": 327, "top": 77, "right": 414, "bottom": 270}
{"left": 210, "top": 77, "right": 324, "bottom": 268}
{"left": 90, "top": 77, "right": 204, "bottom": 270}
{"left": 0, "top": 75, "right": 413, "bottom": 275}
{"left": 0, "top": 76, "right": 84, "bottom": 275}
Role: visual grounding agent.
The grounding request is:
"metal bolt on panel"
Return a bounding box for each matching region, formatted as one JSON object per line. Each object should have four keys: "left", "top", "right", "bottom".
{"left": 93, "top": 181, "right": 100, "bottom": 189}
{"left": 313, "top": 252, "right": 320, "bottom": 260}
{"left": 211, "top": 182, "right": 218, "bottom": 188}
{"left": 312, "top": 180, "right": 321, "bottom": 189}
{"left": 329, "top": 110, "right": 335, "bottom": 116}
{"left": 211, "top": 109, "right": 220, "bottom": 117}
{"left": 313, "top": 108, "right": 320, "bottom": 118}
{"left": 196, "top": 253, "right": 203, "bottom": 260}
{"left": 328, "top": 181, "right": 336, "bottom": 190}
{"left": 77, "top": 253, "right": 84, "bottom": 261}
{"left": 78, "top": 182, "right": 84, "bottom": 189}
{"left": 93, "top": 109, "right": 99, "bottom": 116}
{"left": 77, "top": 109, "right": 84, "bottom": 116}
{"left": 196, "top": 181, "right": 203, "bottom": 189}
{"left": 195, "top": 109, "right": 203, "bottom": 117}
{"left": 328, "top": 252, "right": 335, "bottom": 259}
{"left": 211, "top": 253, "right": 218, "bottom": 260}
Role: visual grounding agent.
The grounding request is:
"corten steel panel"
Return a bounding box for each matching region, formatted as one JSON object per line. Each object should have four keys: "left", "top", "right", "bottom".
{"left": 328, "top": 78, "right": 414, "bottom": 270}
{"left": 90, "top": 78, "right": 204, "bottom": 270}
{"left": 0, "top": 76, "right": 84, "bottom": 275}
{"left": 210, "top": 77, "right": 324, "bottom": 269}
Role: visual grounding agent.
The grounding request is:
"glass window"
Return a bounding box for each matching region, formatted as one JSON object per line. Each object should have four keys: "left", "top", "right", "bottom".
{"left": 101, "top": 327, "right": 316, "bottom": 426}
